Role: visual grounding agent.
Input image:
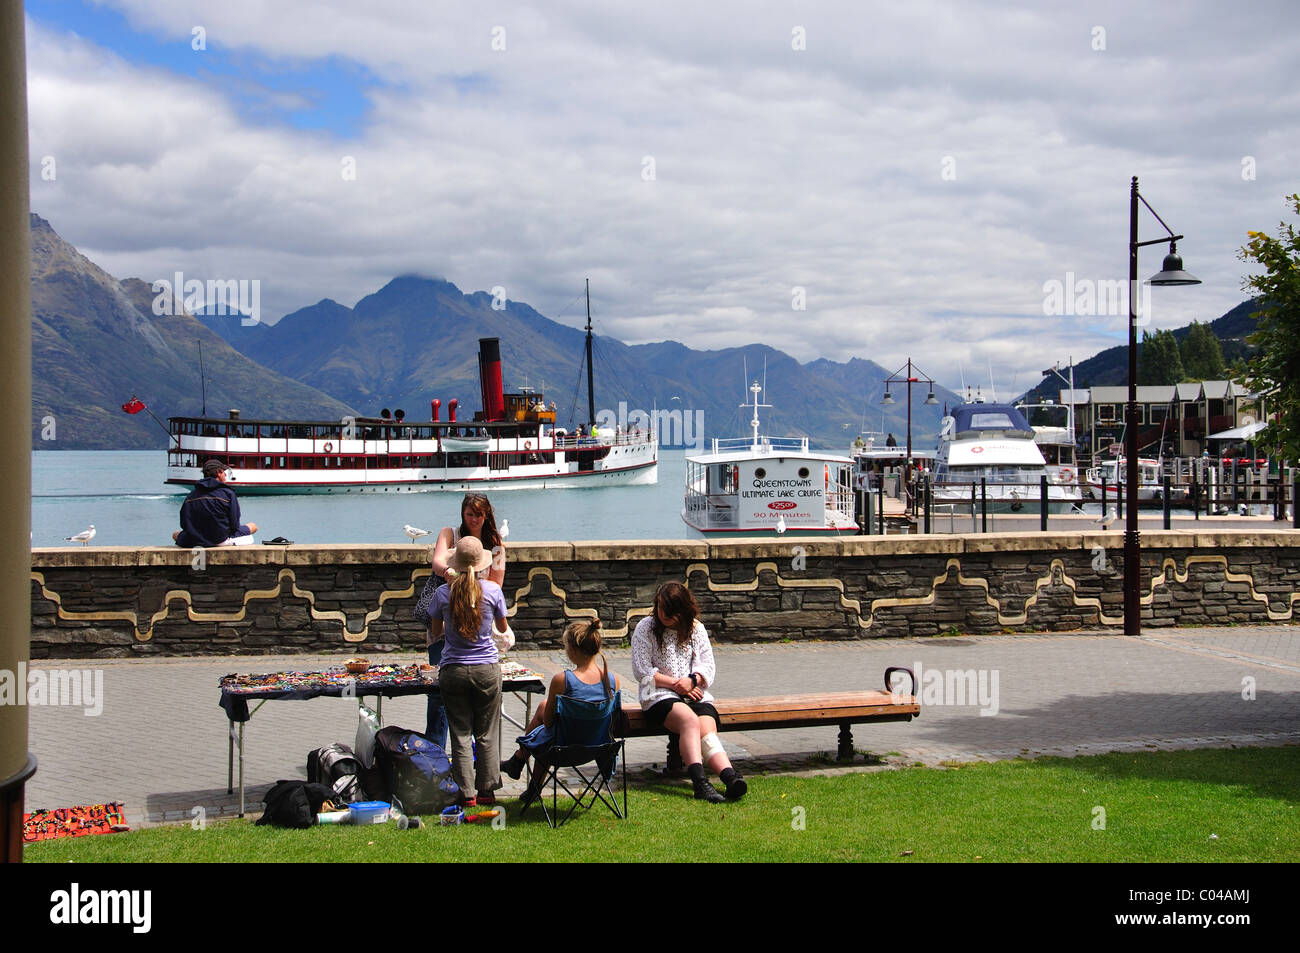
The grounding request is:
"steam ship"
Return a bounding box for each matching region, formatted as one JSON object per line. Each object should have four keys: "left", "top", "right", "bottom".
{"left": 165, "top": 336, "right": 658, "bottom": 494}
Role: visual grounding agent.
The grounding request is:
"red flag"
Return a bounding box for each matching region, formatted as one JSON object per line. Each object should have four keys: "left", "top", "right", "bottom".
{"left": 122, "top": 398, "right": 145, "bottom": 415}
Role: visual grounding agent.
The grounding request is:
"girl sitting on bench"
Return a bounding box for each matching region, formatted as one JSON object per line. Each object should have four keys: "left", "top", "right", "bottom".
{"left": 630, "top": 582, "right": 746, "bottom": 803}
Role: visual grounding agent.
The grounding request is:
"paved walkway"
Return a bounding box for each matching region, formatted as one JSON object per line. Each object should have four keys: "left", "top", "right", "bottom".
{"left": 21, "top": 625, "right": 1300, "bottom": 827}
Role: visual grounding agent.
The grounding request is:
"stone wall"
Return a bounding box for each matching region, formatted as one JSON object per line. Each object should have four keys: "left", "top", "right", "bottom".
{"left": 29, "top": 530, "right": 1300, "bottom": 658}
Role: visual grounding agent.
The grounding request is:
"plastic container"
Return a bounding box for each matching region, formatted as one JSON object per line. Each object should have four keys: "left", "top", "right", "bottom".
{"left": 348, "top": 801, "right": 391, "bottom": 825}
{"left": 439, "top": 805, "right": 464, "bottom": 826}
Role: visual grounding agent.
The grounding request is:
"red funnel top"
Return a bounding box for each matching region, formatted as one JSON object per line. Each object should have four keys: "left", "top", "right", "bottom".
{"left": 478, "top": 338, "right": 505, "bottom": 422}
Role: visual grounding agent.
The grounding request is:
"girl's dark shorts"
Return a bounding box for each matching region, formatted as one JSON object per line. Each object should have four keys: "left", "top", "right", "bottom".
{"left": 643, "top": 697, "right": 721, "bottom": 732}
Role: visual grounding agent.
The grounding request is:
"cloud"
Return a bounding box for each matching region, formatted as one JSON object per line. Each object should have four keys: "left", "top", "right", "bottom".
{"left": 25, "top": 0, "right": 1300, "bottom": 390}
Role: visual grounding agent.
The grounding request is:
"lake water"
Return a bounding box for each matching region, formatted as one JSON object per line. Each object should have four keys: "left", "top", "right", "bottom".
{"left": 32, "top": 450, "right": 692, "bottom": 547}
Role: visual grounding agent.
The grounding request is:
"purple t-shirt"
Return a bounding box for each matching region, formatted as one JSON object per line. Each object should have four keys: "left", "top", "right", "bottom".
{"left": 429, "top": 580, "right": 506, "bottom": 666}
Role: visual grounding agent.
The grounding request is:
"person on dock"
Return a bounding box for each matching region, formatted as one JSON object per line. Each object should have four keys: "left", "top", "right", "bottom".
{"left": 172, "top": 459, "right": 258, "bottom": 547}
{"left": 631, "top": 582, "right": 746, "bottom": 803}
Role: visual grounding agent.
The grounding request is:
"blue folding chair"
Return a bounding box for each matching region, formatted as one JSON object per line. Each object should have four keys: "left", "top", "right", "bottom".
{"left": 521, "top": 690, "right": 627, "bottom": 828}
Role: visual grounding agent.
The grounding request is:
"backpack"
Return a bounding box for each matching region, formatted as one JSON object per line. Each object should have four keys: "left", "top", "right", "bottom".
{"left": 307, "top": 743, "right": 365, "bottom": 803}
{"left": 255, "top": 780, "right": 339, "bottom": 828}
{"left": 372, "top": 726, "right": 460, "bottom": 815}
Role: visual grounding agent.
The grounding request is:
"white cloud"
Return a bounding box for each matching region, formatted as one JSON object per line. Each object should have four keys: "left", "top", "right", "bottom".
{"left": 26, "top": 0, "right": 1300, "bottom": 390}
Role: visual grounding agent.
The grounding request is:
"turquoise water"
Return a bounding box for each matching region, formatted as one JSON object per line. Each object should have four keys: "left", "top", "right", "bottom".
{"left": 32, "top": 450, "right": 691, "bottom": 547}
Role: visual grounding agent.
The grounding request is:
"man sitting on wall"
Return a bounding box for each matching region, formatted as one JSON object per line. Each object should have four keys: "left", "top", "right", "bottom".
{"left": 172, "top": 459, "right": 259, "bottom": 547}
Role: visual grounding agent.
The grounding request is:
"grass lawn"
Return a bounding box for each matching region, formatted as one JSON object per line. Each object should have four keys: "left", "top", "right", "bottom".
{"left": 26, "top": 746, "right": 1299, "bottom": 863}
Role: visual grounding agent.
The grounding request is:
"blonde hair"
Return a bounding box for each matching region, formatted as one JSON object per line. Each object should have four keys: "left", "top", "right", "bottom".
{"left": 449, "top": 570, "right": 483, "bottom": 640}
{"left": 562, "top": 618, "right": 610, "bottom": 692}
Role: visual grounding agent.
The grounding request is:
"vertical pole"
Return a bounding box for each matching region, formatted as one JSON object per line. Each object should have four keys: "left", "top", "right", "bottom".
{"left": 923, "top": 476, "right": 931, "bottom": 534}
{"left": 1293, "top": 471, "right": 1299, "bottom": 529}
{"left": 980, "top": 477, "right": 988, "bottom": 533}
{"left": 1123, "top": 177, "right": 1142, "bottom": 636}
{"left": 1192, "top": 466, "right": 1200, "bottom": 521}
{"left": 1040, "top": 475, "right": 1048, "bottom": 531}
{"left": 1163, "top": 475, "right": 1171, "bottom": 529}
{"left": 1101, "top": 476, "right": 1108, "bottom": 519}
{"left": 0, "top": 3, "right": 34, "bottom": 863}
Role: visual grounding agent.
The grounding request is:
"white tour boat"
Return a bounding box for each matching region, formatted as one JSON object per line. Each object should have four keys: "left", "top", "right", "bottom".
{"left": 165, "top": 336, "right": 658, "bottom": 494}
{"left": 931, "top": 401, "right": 1082, "bottom": 513}
{"left": 681, "top": 381, "right": 857, "bottom": 536}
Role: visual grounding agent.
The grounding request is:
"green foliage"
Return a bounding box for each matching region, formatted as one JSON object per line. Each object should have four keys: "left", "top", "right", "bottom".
{"left": 1179, "top": 321, "right": 1226, "bottom": 380}
{"left": 1138, "top": 329, "right": 1184, "bottom": 385}
{"left": 1240, "top": 194, "right": 1300, "bottom": 460}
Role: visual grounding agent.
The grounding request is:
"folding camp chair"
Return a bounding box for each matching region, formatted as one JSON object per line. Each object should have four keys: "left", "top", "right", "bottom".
{"left": 521, "top": 690, "right": 627, "bottom": 828}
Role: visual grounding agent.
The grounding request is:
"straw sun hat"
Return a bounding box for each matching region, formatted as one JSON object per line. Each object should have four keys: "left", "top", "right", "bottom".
{"left": 448, "top": 536, "right": 494, "bottom": 575}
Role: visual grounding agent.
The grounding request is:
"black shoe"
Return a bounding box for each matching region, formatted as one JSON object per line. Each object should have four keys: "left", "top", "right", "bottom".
{"left": 692, "top": 778, "right": 725, "bottom": 803}
{"left": 519, "top": 784, "right": 542, "bottom": 809}
{"left": 501, "top": 753, "right": 526, "bottom": 780}
{"left": 724, "top": 776, "right": 748, "bottom": 801}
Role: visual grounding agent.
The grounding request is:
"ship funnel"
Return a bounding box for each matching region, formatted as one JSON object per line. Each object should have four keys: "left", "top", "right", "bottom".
{"left": 431, "top": 399, "right": 441, "bottom": 422}
{"left": 478, "top": 337, "right": 506, "bottom": 422}
{"left": 448, "top": 398, "right": 458, "bottom": 422}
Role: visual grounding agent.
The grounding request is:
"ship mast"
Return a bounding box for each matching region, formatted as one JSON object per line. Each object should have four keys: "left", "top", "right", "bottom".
{"left": 585, "top": 278, "right": 596, "bottom": 429}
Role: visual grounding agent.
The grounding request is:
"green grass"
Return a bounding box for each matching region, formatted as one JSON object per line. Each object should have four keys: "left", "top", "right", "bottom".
{"left": 26, "top": 746, "right": 1299, "bottom": 863}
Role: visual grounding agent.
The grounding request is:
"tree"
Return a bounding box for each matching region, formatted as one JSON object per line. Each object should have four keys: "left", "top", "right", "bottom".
{"left": 1179, "top": 321, "right": 1225, "bottom": 380}
{"left": 1138, "top": 329, "right": 1184, "bottom": 385}
{"left": 1239, "top": 193, "right": 1300, "bottom": 460}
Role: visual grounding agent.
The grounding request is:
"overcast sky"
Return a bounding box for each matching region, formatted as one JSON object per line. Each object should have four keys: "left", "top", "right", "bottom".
{"left": 24, "top": 0, "right": 1300, "bottom": 394}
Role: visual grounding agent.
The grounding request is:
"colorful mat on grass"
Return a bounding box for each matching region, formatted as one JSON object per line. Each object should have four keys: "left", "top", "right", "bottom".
{"left": 24, "top": 803, "right": 129, "bottom": 843}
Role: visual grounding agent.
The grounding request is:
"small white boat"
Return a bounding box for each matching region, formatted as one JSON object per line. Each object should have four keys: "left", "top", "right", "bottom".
{"left": 1083, "top": 457, "right": 1183, "bottom": 502}
{"left": 681, "top": 381, "right": 857, "bottom": 536}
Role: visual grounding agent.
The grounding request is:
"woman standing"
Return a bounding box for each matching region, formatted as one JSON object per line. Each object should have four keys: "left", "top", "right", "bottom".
{"left": 423, "top": 494, "right": 507, "bottom": 746}
{"left": 423, "top": 536, "right": 508, "bottom": 807}
{"left": 630, "top": 582, "right": 746, "bottom": 803}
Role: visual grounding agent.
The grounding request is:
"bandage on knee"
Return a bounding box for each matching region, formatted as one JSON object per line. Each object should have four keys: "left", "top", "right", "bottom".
{"left": 700, "top": 732, "right": 724, "bottom": 762}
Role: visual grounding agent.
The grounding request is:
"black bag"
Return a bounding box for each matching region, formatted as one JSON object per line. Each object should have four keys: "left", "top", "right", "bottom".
{"left": 307, "top": 743, "right": 364, "bottom": 803}
{"left": 255, "top": 780, "right": 339, "bottom": 828}
{"left": 373, "top": 726, "right": 460, "bottom": 815}
{"left": 414, "top": 574, "right": 441, "bottom": 624}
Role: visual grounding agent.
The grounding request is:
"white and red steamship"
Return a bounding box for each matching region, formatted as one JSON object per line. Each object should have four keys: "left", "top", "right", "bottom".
{"left": 165, "top": 337, "right": 658, "bottom": 494}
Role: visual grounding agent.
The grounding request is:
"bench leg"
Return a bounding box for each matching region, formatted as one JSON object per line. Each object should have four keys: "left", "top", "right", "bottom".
{"left": 837, "top": 722, "right": 854, "bottom": 763}
{"left": 665, "top": 735, "right": 684, "bottom": 776}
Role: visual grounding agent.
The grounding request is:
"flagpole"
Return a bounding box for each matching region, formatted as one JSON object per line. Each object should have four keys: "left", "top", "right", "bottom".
{"left": 122, "top": 397, "right": 176, "bottom": 445}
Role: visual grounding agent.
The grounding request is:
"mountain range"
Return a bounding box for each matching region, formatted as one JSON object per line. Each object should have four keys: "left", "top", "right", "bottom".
{"left": 30, "top": 214, "right": 1258, "bottom": 451}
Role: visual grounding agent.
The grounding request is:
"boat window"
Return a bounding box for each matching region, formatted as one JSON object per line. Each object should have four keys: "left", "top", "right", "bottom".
{"left": 798, "top": 467, "right": 810, "bottom": 479}
{"left": 969, "top": 413, "right": 1016, "bottom": 429}
{"left": 754, "top": 467, "right": 766, "bottom": 479}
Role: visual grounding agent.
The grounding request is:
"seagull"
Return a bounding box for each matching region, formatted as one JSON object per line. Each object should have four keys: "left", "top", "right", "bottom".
{"left": 776, "top": 515, "right": 787, "bottom": 535}
{"left": 499, "top": 518, "right": 510, "bottom": 540}
{"left": 403, "top": 524, "right": 430, "bottom": 543}
{"left": 1094, "top": 513, "right": 1116, "bottom": 529}
{"left": 65, "top": 524, "right": 95, "bottom": 546}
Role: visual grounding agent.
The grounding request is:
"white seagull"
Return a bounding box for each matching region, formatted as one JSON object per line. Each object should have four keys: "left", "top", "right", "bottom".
{"left": 776, "top": 515, "right": 787, "bottom": 535}
{"left": 65, "top": 524, "right": 96, "bottom": 545}
{"left": 403, "top": 524, "right": 431, "bottom": 543}
{"left": 499, "top": 518, "right": 510, "bottom": 540}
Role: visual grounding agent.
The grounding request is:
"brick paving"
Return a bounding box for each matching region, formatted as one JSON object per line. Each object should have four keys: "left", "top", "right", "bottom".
{"left": 20, "top": 625, "right": 1300, "bottom": 827}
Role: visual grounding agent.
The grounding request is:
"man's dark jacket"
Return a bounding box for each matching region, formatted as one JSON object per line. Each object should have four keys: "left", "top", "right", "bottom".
{"left": 176, "top": 477, "right": 242, "bottom": 547}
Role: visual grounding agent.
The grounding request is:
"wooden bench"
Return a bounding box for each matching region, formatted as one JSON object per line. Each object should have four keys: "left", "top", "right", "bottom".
{"left": 618, "top": 667, "right": 919, "bottom": 768}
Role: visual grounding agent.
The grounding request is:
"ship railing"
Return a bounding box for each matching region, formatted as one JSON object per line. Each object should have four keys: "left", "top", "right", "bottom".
{"left": 709, "top": 436, "right": 808, "bottom": 455}
{"left": 553, "top": 430, "right": 656, "bottom": 449}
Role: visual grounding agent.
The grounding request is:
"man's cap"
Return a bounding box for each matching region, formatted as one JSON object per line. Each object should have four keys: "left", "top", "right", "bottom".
{"left": 202, "top": 459, "right": 228, "bottom": 478}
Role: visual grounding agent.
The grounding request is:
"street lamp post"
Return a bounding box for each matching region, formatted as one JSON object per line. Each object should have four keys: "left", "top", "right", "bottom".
{"left": 1124, "top": 176, "right": 1201, "bottom": 635}
{"left": 882, "top": 357, "right": 939, "bottom": 466}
